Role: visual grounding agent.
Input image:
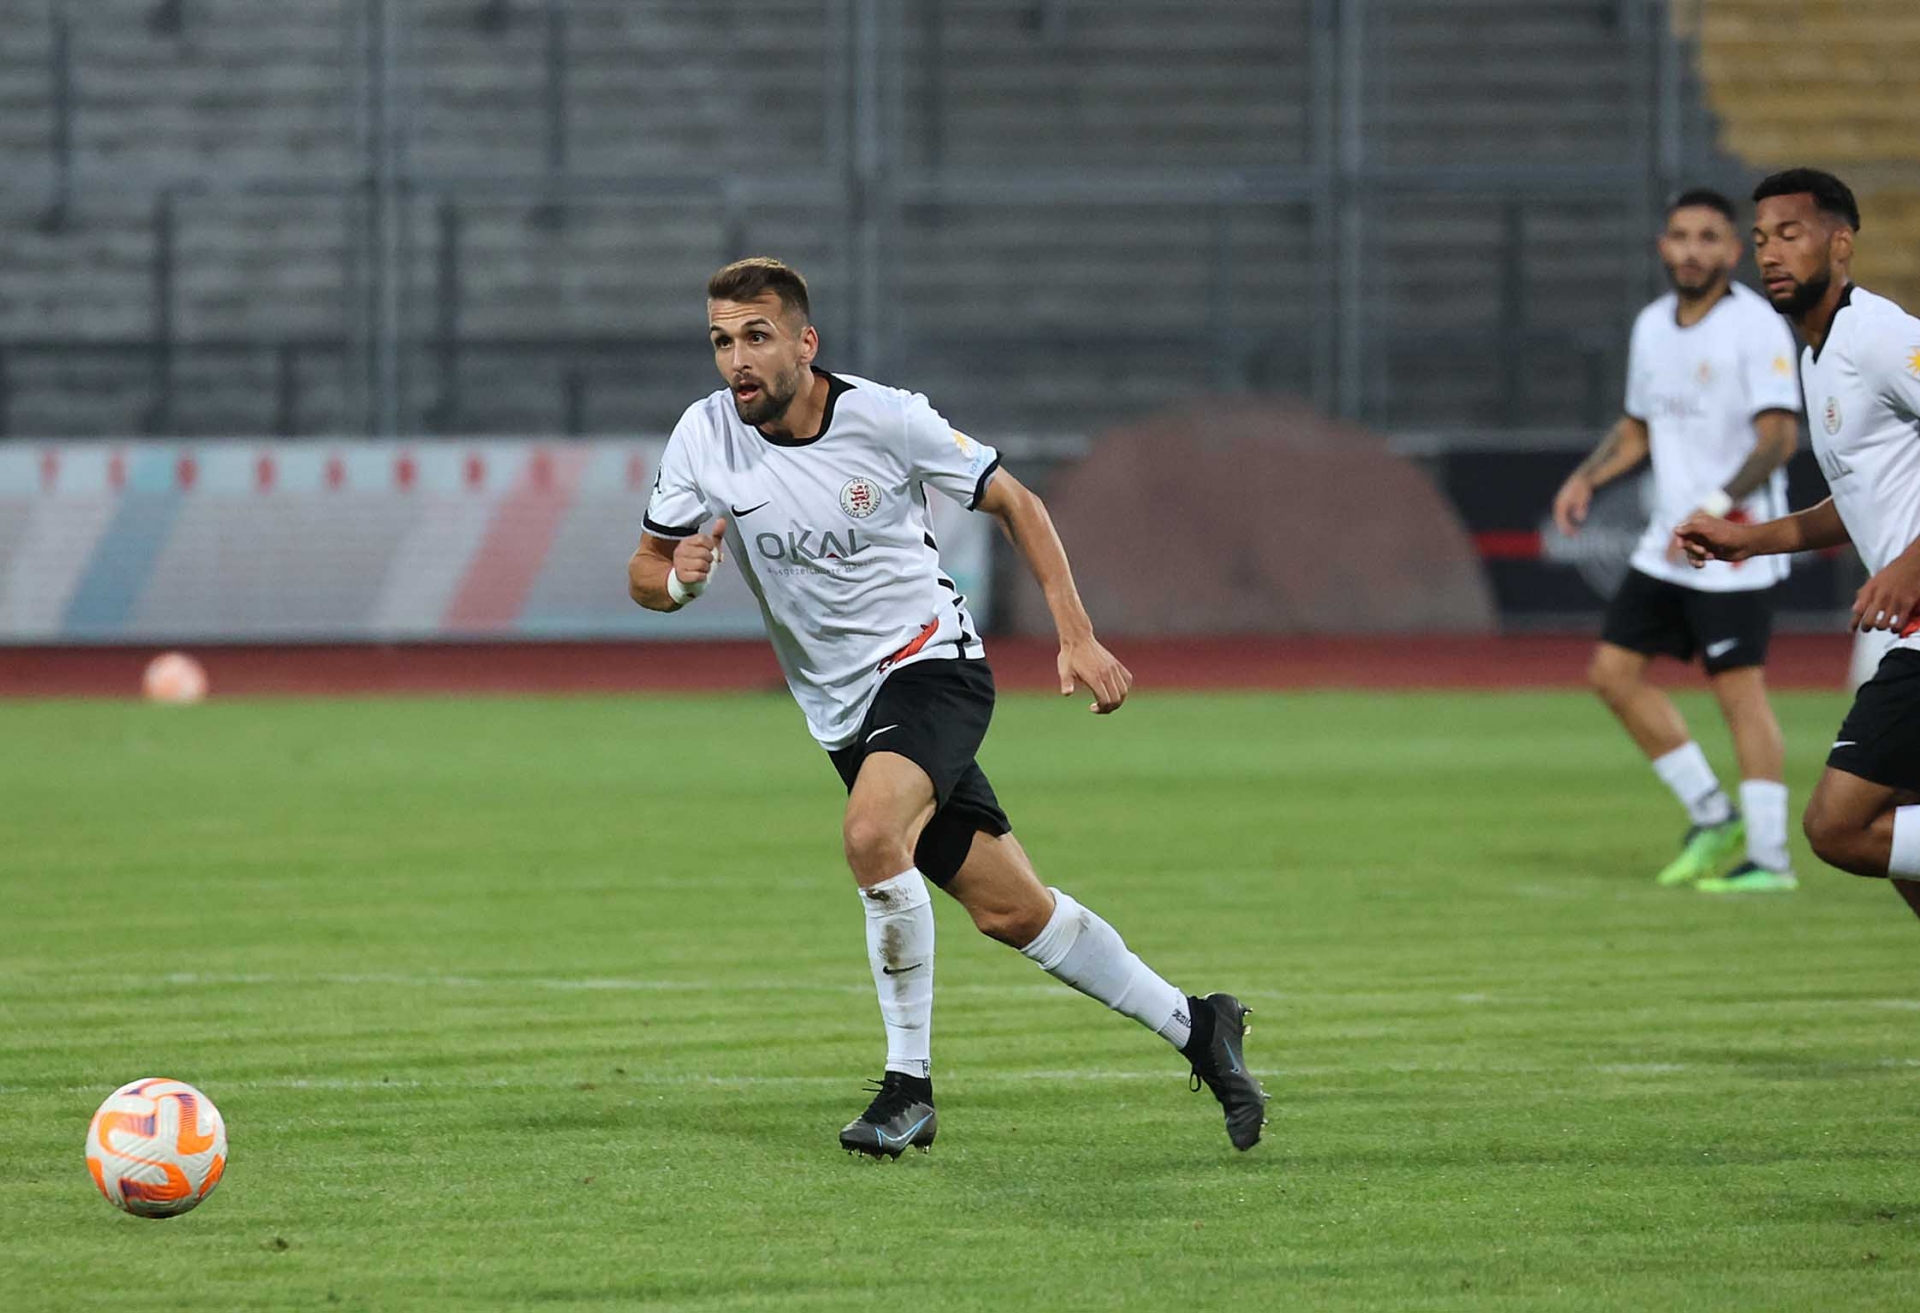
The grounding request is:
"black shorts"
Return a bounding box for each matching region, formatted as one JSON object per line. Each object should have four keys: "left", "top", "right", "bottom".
{"left": 1828, "top": 649, "right": 1920, "bottom": 790}
{"left": 1600, "top": 568, "right": 1774, "bottom": 674}
{"left": 827, "top": 658, "right": 1012, "bottom": 885}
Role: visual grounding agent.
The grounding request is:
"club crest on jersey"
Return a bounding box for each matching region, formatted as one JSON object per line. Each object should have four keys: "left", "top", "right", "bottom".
{"left": 1823, "top": 396, "right": 1843, "bottom": 435}
{"left": 840, "top": 477, "right": 881, "bottom": 520}
{"left": 1694, "top": 361, "right": 1714, "bottom": 386}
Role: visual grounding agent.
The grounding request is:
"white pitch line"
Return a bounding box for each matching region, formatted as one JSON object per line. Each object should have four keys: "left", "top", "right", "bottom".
{"left": 9, "top": 972, "right": 1329, "bottom": 1008}
{"left": 10, "top": 1068, "right": 1287, "bottom": 1097}
{"left": 10, "top": 971, "right": 1315, "bottom": 1006}
{"left": 57, "top": 973, "right": 1920, "bottom": 1018}
{"left": 25, "top": 1056, "right": 1918, "bottom": 1100}
{"left": 146, "top": 972, "right": 1060, "bottom": 997}
{"left": 1596, "top": 1062, "right": 1690, "bottom": 1075}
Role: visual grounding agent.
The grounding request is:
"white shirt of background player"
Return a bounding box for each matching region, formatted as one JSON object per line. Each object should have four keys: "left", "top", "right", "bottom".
{"left": 1622, "top": 281, "right": 1801, "bottom": 591}
{"left": 1553, "top": 212, "right": 1801, "bottom": 574}
{"left": 1553, "top": 195, "right": 1803, "bottom": 882}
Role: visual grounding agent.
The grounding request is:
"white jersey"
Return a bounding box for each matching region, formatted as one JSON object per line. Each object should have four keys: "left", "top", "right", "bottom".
{"left": 645, "top": 368, "right": 1000, "bottom": 748}
{"left": 1801, "top": 285, "right": 1920, "bottom": 655}
{"left": 1624, "top": 281, "right": 1802, "bottom": 591}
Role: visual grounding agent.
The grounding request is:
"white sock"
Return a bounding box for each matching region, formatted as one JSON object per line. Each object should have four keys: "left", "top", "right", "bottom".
{"left": 1890, "top": 807, "right": 1920, "bottom": 879}
{"left": 1018, "top": 888, "right": 1192, "bottom": 1051}
{"left": 859, "top": 869, "right": 934, "bottom": 1078}
{"left": 1739, "top": 780, "right": 1791, "bottom": 871}
{"left": 1651, "top": 742, "right": 1733, "bottom": 826}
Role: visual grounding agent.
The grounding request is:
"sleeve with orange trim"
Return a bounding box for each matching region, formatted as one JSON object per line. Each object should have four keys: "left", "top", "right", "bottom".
{"left": 902, "top": 392, "right": 1000, "bottom": 510}
{"left": 1866, "top": 322, "right": 1920, "bottom": 424}
{"left": 1741, "top": 299, "right": 1802, "bottom": 419}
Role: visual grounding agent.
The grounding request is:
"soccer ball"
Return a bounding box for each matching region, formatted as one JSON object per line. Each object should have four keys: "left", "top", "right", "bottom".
{"left": 142, "top": 652, "right": 208, "bottom": 704}
{"left": 142, "top": 652, "right": 208, "bottom": 703}
{"left": 86, "top": 1078, "right": 228, "bottom": 1218}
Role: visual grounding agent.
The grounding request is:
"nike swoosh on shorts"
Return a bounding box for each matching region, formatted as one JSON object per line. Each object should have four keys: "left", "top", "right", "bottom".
{"left": 1705, "top": 639, "right": 1739, "bottom": 659}
{"left": 866, "top": 724, "right": 899, "bottom": 743}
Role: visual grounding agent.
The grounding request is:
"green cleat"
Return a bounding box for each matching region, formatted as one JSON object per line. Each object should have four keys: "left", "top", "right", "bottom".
{"left": 1654, "top": 815, "right": 1745, "bottom": 886}
{"left": 1697, "top": 861, "right": 1799, "bottom": 894}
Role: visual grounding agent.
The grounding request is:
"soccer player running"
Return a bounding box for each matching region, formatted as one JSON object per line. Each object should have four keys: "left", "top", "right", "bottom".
{"left": 1551, "top": 189, "right": 1803, "bottom": 891}
{"left": 1678, "top": 169, "right": 1920, "bottom": 919}
{"left": 627, "top": 258, "right": 1266, "bottom": 1156}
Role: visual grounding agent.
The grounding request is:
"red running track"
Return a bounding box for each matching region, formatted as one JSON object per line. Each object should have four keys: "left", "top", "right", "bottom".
{"left": 0, "top": 633, "right": 1860, "bottom": 699}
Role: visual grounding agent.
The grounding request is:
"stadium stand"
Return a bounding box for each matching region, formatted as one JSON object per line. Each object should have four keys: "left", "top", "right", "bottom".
{"left": 0, "top": 0, "right": 1736, "bottom": 438}
{"left": 1681, "top": 0, "right": 1920, "bottom": 312}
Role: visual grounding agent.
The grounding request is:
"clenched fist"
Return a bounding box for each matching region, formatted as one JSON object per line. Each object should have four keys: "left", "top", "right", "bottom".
{"left": 672, "top": 517, "right": 730, "bottom": 588}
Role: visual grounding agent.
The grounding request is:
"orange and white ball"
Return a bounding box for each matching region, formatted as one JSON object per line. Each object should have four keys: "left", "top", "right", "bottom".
{"left": 142, "top": 652, "right": 208, "bottom": 704}
{"left": 85, "top": 1078, "right": 228, "bottom": 1218}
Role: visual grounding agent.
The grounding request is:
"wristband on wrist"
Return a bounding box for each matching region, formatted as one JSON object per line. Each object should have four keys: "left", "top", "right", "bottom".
{"left": 1699, "top": 489, "right": 1734, "bottom": 518}
{"left": 666, "top": 569, "right": 706, "bottom": 606}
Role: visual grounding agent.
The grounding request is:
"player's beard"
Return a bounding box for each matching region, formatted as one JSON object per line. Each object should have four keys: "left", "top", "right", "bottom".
{"left": 1665, "top": 261, "right": 1726, "bottom": 302}
{"left": 732, "top": 364, "right": 802, "bottom": 427}
{"left": 1766, "top": 265, "right": 1833, "bottom": 319}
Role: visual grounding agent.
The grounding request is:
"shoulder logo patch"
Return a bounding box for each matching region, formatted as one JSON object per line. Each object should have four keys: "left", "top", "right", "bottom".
{"left": 840, "top": 477, "right": 881, "bottom": 520}
{"left": 1771, "top": 354, "right": 1792, "bottom": 377}
{"left": 1906, "top": 346, "right": 1920, "bottom": 381}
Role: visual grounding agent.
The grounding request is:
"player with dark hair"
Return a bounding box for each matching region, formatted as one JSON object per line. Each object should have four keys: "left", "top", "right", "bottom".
{"left": 1678, "top": 169, "right": 1920, "bottom": 917}
{"left": 627, "top": 258, "right": 1267, "bottom": 1156}
{"left": 1552, "top": 188, "right": 1803, "bottom": 890}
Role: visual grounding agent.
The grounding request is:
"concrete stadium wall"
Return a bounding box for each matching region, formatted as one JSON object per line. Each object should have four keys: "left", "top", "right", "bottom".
{"left": 0, "top": 1, "right": 1732, "bottom": 438}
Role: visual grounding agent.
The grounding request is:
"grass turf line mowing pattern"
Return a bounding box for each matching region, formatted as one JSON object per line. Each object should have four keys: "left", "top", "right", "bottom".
{"left": 4, "top": 690, "right": 1920, "bottom": 1311}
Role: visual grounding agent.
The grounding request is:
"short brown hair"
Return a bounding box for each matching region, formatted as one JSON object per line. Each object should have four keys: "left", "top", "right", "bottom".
{"left": 707, "top": 257, "right": 811, "bottom": 323}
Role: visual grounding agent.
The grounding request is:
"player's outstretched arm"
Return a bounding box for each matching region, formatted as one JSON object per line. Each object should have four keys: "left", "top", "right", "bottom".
{"left": 1673, "top": 497, "right": 1849, "bottom": 568}
{"left": 1552, "top": 416, "right": 1649, "bottom": 536}
{"left": 627, "top": 519, "right": 728, "bottom": 612}
{"left": 975, "top": 469, "right": 1133, "bottom": 714}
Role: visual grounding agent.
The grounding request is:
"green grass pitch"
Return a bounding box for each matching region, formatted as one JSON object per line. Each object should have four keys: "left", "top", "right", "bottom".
{"left": 5, "top": 687, "right": 1920, "bottom": 1310}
